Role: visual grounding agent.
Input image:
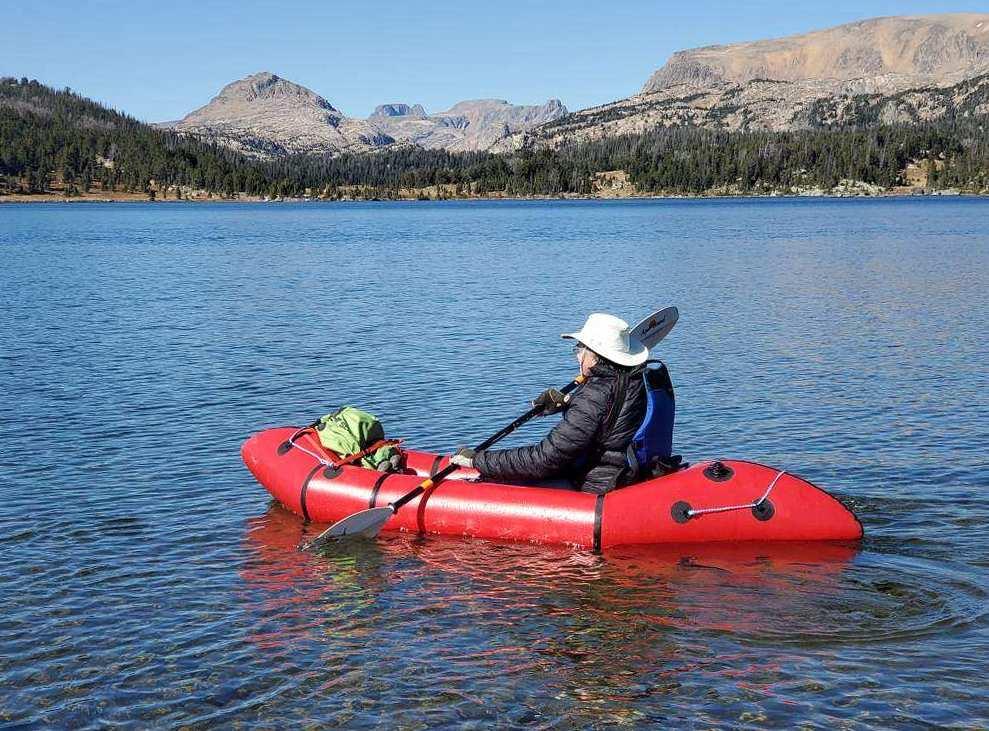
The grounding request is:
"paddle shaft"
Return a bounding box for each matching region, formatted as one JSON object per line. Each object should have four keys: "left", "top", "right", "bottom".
{"left": 389, "top": 376, "right": 584, "bottom": 512}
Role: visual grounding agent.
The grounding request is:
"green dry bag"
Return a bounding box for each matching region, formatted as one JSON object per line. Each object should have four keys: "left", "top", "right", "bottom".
{"left": 314, "top": 406, "right": 397, "bottom": 469}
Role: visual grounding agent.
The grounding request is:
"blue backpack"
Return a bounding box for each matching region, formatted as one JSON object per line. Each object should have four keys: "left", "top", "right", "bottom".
{"left": 627, "top": 360, "right": 679, "bottom": 477}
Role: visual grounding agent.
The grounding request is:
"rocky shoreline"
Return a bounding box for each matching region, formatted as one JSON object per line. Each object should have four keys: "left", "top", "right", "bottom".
{"left": 2, "top": 187, "right": 983, "bottom": 204}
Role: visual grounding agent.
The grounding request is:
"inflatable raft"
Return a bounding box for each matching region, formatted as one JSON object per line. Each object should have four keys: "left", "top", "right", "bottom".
{"left": 242, "top": 426, "right": 862, "bottom": 550}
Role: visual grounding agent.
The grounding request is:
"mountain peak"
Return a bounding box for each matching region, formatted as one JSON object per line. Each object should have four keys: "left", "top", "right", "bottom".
{"left": 166, "top": 74, "right": 566, "bottom": 158}
{"left": 211, "top": 71, "right": 339, "bottom": 112}
{"left": 166, "top": 72, "right": 386, "bottom": 158}
{"left": 371, "top": 103, "right": 426, "bottom": 118}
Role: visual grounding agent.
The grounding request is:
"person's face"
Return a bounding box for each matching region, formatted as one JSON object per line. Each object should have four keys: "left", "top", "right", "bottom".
{"left": 574, "top": 344, "right": 598, "bottom": 377}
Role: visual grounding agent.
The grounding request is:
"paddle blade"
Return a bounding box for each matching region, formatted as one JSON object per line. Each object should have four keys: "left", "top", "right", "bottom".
{"left": 631, "top": 306, "right": 679, "bottom": 349}
{"left": 302, "top": 507, "right": 393, "bottom": 550}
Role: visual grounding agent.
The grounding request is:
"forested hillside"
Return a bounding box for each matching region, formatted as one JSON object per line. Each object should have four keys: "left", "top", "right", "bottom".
{"left": 0, "top": 78, "right": 273, "bottom": 196}
{"left": 2, "top": 77, "right": 987, "bottom": 200}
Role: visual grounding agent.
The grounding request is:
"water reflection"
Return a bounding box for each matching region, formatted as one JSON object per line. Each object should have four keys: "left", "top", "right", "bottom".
{"left": 240, "top": 505, "right": 392, "bottom": 651}
{"left": 239, "top": 506, "right": 872, "bottom": 723}
{"left": 238, "top": 505, "right": 987, "bottom": 725}
{"left": 243, "top": 505, "right": 860, "bottom": 641}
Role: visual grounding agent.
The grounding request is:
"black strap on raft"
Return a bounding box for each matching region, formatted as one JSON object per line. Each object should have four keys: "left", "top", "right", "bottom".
{"left": 368, "top": 473, "right": 391, "bottom": 509}
{"left": 627, "top": 450, "right": 686, "bottom": 481}
{"left": 429, "top": 455, "right": 444, "bottom": 478}
{"left": 593, "top": 494, "right": 605, "bottom": 553}
{"left": 299, "top": 464, "right": 322, "bottom": 523}
{"left": 625, "top": 445, "right": 640, "bottom": 481}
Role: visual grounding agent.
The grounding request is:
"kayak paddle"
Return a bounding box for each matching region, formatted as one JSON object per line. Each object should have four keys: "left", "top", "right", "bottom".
{"left": 301, "top": 306, "right": 679, "bottom": 549}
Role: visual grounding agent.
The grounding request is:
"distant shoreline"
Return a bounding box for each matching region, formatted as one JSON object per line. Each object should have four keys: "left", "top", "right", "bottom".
{"left": 2, "top": 189, "right": 983, "bottom": 204}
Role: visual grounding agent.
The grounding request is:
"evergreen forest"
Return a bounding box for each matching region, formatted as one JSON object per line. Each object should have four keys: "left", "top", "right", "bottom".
{"left": 2, "top": 77, "right": 987, "bottom": 200}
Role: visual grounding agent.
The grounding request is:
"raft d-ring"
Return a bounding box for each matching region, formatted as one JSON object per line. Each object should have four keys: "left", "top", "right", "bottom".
{"left": 322, "top": 465, "right": 343, "bottom": 479}
{"left": 671, "top": 501, "right": 692, "bottom": 524}
{"left": 277, "top": 440, "right": 294, "bottom": 456}
{"left": 752, "top": 499, "right": 775, "bottom": 521}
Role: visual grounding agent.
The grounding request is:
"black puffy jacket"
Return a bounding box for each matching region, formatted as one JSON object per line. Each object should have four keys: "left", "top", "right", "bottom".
{"left": 474, "top": 360, "right": 646, "bottom": 494}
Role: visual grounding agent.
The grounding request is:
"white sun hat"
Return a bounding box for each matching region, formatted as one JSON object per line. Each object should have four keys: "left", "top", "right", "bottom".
{"left": 561, "top": 313, "right": 649, "bottom": 367}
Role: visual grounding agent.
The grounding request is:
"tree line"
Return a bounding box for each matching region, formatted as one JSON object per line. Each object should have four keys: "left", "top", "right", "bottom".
{"left": 2, "top": 77, "right": 987, "bottom": 199}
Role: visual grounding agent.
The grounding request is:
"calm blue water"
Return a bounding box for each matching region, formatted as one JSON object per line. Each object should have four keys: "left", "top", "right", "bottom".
{"left": 1, "top": 198, "right": 987, "bottom": 727}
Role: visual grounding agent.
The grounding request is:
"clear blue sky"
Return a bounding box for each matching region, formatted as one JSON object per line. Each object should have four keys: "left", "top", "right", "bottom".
{"left": 4, "top": 1, "right": 986, "bottom": 122}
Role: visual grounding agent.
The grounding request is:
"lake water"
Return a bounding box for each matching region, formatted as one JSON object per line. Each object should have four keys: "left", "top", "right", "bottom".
{"left": 1, "top": 198, "right": 987, "bottom": 727}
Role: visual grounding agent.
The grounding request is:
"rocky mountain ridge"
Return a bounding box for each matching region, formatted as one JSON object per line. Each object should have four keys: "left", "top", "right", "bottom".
{"left": 643, "top": 14, "right": 989, "bottom": 93}
{"left": 519, "top": 14, "right": 989, "bottom": 149}
{"left": 165, "top": 72, "right": 567, "bottom": 158}
{"left": 522, "top": 72, "right": 989, "bottom": 149}
{"left": 165, "top": 15, "right": 989, "bottom": 158}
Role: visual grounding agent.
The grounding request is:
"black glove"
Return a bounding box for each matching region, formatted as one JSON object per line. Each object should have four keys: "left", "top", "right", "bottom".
{"left": 532, "top": 388, "right": 567, "bottom": 415}
{"left": 451, "top": 447, "right": 476, "bottom": 468}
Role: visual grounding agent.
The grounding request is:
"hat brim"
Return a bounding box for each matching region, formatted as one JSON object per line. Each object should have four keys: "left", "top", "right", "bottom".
{"left": 561, "top": 333, "right": 649, "bottom": 367}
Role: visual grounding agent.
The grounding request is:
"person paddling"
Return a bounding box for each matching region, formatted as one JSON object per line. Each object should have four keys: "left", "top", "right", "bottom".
{"left": 451, "top": 313, "right": 648, "bottom": 494}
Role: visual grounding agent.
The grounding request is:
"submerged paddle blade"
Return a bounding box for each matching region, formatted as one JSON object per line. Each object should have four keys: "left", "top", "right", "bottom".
{"left": 302, "top": 507, "right": 393, "bottom": 550}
